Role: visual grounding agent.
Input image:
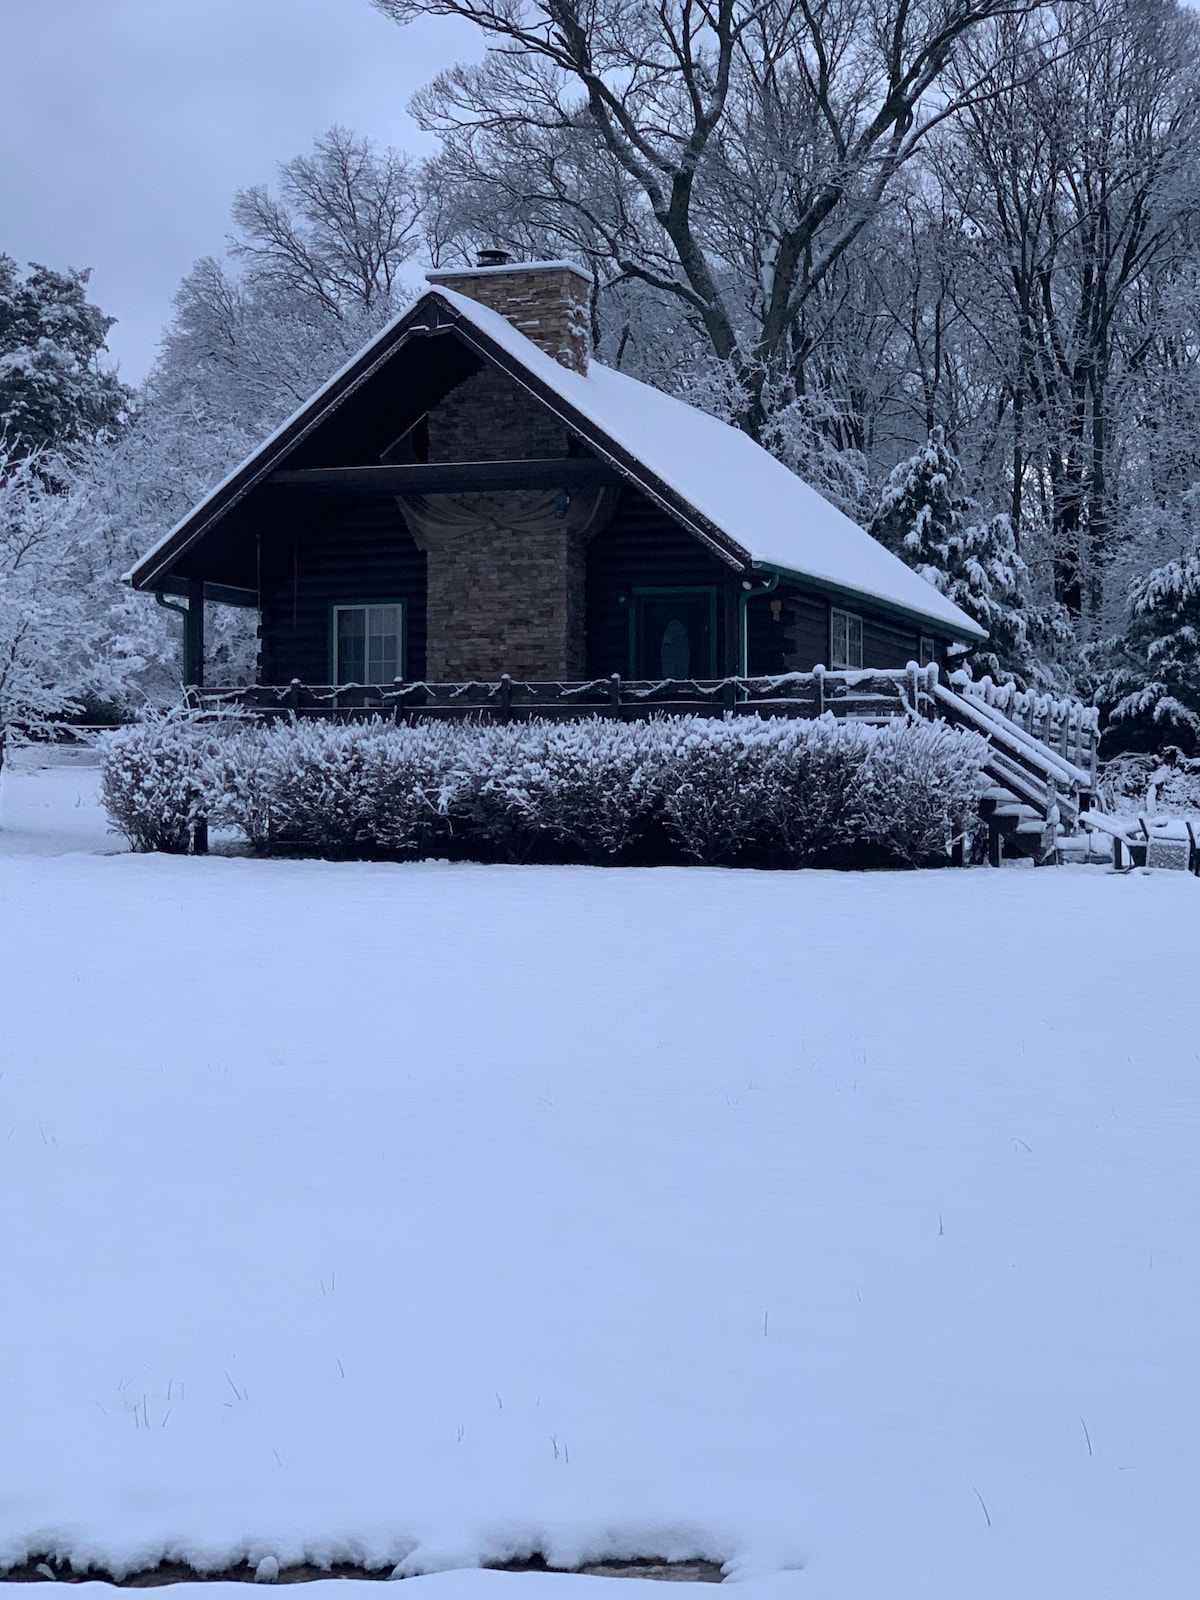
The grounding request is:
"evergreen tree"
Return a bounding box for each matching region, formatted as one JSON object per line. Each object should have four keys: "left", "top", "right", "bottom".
{"left": 0, "top": 257, "right": 131, "bottom": 461}
{"left": 869, "top": 428, "right": 1072, "bottom": 686}
{"left": 1101, "top": 549, "right": 1200, "bottom": 754}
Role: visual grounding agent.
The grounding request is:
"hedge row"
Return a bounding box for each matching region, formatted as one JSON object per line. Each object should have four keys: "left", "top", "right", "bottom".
{"left": 100, "top": 710, "right": 988, "bottom": 868}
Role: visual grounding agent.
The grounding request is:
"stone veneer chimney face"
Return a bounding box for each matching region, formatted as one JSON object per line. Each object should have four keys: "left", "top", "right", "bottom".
{"left": 425, "top": 261, "right": 591, "bottom": 374}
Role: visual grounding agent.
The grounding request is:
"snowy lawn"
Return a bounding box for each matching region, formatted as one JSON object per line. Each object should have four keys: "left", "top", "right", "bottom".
{"left": 0, "top": 760, "right": 1197, "bottom": 1600}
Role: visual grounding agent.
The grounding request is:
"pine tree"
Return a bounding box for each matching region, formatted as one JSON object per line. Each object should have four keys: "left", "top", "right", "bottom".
{"left": 0, "top": 256, "right": 131, "bottom": 460}
{"left": 869, "top": 427, "right": 963, "bottom": 570}
{"left": 1102, "top": 551, "right": 1200, "bottom": 754}
{"left": 869, "top": 428, "right": 1072, "bottom": 687}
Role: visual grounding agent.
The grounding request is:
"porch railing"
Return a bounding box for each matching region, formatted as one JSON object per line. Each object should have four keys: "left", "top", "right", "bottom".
{"left": 191, "top": 665, "right": 943, "bottom": 725}
{"left": 949, "top": 672, "right": 1099, "bottom": 785}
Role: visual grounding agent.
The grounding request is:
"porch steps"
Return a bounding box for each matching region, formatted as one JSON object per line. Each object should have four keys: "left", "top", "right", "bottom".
{"left": 928, "top": 680, "right": 1098, "bottom": 866}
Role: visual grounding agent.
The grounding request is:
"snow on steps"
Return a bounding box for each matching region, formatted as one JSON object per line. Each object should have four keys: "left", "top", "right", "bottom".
{"left": 927, "top": 674, "right": 1099, "bottom": 864}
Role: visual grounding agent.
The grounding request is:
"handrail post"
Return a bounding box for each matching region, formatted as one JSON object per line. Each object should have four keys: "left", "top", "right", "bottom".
{"left": 499, "top": 673, "right": 512, "bottom": 724}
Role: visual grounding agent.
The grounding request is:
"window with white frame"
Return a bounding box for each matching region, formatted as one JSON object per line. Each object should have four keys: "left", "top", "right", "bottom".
{"left": 830, "top": 607, "right": 863, "bottom": 670}
{"left": 333, "top": 603, "right": 404, "bottom": 684}
{"left": 919, "top": 635, "right": 937, "bottom": 667}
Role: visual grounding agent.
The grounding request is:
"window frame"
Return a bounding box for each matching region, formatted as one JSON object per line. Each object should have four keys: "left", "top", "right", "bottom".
{"left": 330, "top": 599, "right": 408, "bottom": 685}
{"left": 918, "top": 634, "right": 938, "bottom": 668}
{"left": 829, "top": 606, "right": 864, "bottom": 671}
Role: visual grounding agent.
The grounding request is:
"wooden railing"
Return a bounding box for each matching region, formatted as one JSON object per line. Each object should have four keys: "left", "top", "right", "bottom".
{"left": 191, "top": 665, "right": 942, "bottom": 724}
{"left": 950, "top": 672, "right": 1099, "bottom": 785}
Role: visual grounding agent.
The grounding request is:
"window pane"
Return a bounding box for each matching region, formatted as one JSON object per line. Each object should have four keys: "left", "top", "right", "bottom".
{"left": 336, "top": 609, "right": 366, "bottom": 682}
{"left": 368, "top": 633, "right": 399, "bottom": 682}
{"left": 831, "top": 611, "right": 846, "bottom": 666}
{"left": 366, "top": 605, "right": 402, "bottom": 682}
{"left": 831, "top": 609, "right": 862, "bottom": 669}
{"left": 848, "top": 614, "right": 863, "bottom": 667}
{"left": 368, "top": 605, "right": 400, "bottom": 638}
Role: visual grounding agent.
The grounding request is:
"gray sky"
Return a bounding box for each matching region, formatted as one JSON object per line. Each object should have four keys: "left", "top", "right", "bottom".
{"left": 6, "top": 1, "right": 1199, "bottom": 387}
{"left": 0, "top": 0, "right": 479, "bottom": 383}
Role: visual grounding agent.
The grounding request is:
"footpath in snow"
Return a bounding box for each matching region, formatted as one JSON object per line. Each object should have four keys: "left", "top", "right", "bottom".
{"left": 0, "top": 757, "right": 1197, "bottom": 1600}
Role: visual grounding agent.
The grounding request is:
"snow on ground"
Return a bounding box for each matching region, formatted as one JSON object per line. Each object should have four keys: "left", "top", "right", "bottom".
{"left": 0, "top": 744, "right": 119, "bottom": 857}
{"left": 0, "top": 764, "right": 1198, "bottom": 1600}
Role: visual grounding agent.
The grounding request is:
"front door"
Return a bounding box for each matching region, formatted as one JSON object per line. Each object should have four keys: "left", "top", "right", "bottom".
{"left": 631, "top": 588, "right": 719, "bottom": 679}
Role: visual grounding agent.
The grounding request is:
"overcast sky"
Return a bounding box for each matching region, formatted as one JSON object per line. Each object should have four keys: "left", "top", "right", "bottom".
{"left": 0, "top": 0, "right": 480, "bottom": 383}
{"left": 6, "top": 2, "right": 1200, "bottom": 387}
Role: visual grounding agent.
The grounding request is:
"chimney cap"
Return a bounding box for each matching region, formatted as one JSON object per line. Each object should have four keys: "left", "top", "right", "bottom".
{"left": 475, "top": 248, "right": 512, "bottom": 268}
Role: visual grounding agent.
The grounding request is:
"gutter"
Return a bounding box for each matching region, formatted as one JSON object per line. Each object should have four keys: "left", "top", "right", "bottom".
{"left": 751, "top": 561, "right": 987, "bottom": 646}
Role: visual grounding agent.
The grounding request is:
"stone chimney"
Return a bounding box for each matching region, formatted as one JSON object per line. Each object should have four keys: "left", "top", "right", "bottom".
{"left": 426, "top": 256, "right": 591, "bottom": 374}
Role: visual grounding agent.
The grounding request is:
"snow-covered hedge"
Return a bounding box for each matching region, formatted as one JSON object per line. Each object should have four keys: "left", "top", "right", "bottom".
{"left": 101, "top": 711, "right": 988, "bottom": 866}
{"left": 100, "top": 708, "right": 225, "bottom": 854}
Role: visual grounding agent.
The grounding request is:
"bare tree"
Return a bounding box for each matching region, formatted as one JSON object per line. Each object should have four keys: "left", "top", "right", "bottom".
{"left": 230, "top": 125, "right": 425, "bottom": 317}
{"left": 944, "top": 0, "right": 1200, "bottom": 618}
{"left": 377, "top": 0, "right": 1048, "bottom": 436}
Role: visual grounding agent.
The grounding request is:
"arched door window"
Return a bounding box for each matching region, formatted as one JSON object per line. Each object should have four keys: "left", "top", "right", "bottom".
{"left": 630, "top": 588, "right": 718, "bottom": 679}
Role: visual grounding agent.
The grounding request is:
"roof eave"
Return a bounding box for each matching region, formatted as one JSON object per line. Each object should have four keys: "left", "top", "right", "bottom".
{"left": 126, "top": 299, "right": 456, "bottom": 591}
{"left": 751, "top": 560, "right": 988, "bottom": 644}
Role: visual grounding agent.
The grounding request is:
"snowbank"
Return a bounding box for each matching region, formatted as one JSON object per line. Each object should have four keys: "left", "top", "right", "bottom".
{"left": 0, "top": 770, "right": 1196, "bottom": 1599}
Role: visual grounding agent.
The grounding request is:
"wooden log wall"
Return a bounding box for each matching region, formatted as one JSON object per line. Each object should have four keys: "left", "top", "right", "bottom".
{"left": 259, "top": 496, "right": 427, "bottom": 683}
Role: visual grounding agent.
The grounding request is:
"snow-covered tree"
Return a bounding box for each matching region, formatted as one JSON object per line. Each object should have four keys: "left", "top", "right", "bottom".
{"left": 870, "top": 427, "right": 963, "bottom": 568}
{"left": 388, "top": 0, "right": 1044, "bottom": 439}
{"left": 1101, "top": 538, "right": 1200, "bottom": 753}
{"left": 870, "top": 428, "right": 1072, "bottom": 685}
{"left": 0, "top": 451, "right": 97, "bottom": 751}
{"left": 230, "top": 126, "right": 424, "bottom": 318}
{"left": 57, "top": 127, "right": 427, "bottom": 708}
{"left": 0, "top": 256, "right": 131, "bottom": 461}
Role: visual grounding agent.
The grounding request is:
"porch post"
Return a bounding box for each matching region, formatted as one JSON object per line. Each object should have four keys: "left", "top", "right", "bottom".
{"left": 723, "top": 574, "right": 742, "bottom": 679}
{"left": 185, "top": 579, "right": 205, "bottom": 687}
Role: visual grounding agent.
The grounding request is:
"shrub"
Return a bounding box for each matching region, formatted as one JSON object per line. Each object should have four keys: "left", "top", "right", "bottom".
{"left": 763, "top": 715, "right": 873, "bottom": 865}
{"left": 201, "top": 721, "right": 274, "bottom": 851}
{"left": 447, "top": 722, "right": 552, "bottom": 862}
{"left": 99, "top": 708, "right": 223, "bottom": 853}
{"left": 659, "top": 716, "right": 779, "bottom": 863}
{"left": 513, "top": 719, "right": 667, "bottom": 863}
{"left": 100, "top": 709, "right": 989, "bottom": 868}
{"left": 850, "top": 719, "right": 989, "bottom": 864}
{"left": 253, "top": 718, "right": 459, "bottom": 857}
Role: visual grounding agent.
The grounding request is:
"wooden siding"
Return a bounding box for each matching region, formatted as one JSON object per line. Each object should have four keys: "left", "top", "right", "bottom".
{"left": 771, "top": 580, "right": 941, "bottom": 673}
{"left": 254, "top": 485, "right": 954, "bottom": 685}
{"left": 585, "top": 489, "right": 738, "bottom": 677}
{"left": 259, "top": 497, "right": 426, "bottom": 683}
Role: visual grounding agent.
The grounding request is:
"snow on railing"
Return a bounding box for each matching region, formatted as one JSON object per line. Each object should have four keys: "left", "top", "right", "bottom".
{"left": 950, "top": 672, "right": 1099, "bottom": 783}
{"left": 190, "top": 666, "right": 944, "bottom": 723}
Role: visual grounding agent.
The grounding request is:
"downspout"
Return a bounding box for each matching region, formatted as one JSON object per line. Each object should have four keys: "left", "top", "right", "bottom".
{"left": 155, "top": 592, "right": 190, "bottom": 682}
{"left": 738, "top": 571, "right": 781, "bottom": 676}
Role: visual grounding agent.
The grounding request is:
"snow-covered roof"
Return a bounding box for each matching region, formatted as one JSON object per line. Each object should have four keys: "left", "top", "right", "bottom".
{"left": 128, "top": 279, "right": 986, "bottom": 642}
{"left": 434, "top": 287, "right": 984, "bottom": 639}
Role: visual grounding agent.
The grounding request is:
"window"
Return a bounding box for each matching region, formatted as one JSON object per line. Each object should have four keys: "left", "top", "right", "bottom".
{"left": 333, "top": 604, "right": 404, "bottom": 684}
{"left": 830, "top": 608, "right": 863, "bottom": 670}
{"left": 919, "top": 635, "right": 938, "bottom": 668}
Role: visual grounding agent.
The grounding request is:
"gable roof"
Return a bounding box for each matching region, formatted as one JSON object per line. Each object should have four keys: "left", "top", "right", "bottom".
{"left": 127, "top": 283, "right": 986, "bottom": 642}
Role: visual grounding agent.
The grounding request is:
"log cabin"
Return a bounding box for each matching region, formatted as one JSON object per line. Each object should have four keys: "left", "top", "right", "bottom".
{"left": 125, "top": 257, "right": 987, "bottom": 692}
